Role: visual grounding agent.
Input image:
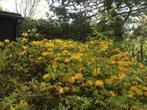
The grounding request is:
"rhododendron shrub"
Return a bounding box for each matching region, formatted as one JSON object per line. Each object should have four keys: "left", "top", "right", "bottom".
{"left": 0, "top": 38, "right": 146, "bottom": 110}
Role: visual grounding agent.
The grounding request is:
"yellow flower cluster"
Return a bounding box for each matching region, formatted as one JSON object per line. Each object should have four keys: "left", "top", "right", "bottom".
{"left": 105, "top": 75, "right": 118, "bottom": 85}
{"left": 92, "top": 68, "right": 101, "bottom": 76}
{"left": 68, "top": 73, "right": 83, "bottom": 84}
{"left": 85, "top": 80, "right": 93, "bottom": 87}
{"left": 71, "top": 53, "right": 83, "bottom": 60}
{"left": 130, "top": 86, "right": 143, "bottom": 96}
{"left": 118, "top": 60, "right": 133, "bottom": 67}
{"left": 4, "top": 39, "right": 10, "bottom": 43}
{"left": 6, "top": 37, "right": 146, "bottom": 105}
{"left": 128, "top": 85, "right": 147, "bottom": 97}
{"left": 41, "top": 52, "right": 50, "bottom": 57}
{"left": 32, "top": 40, "right": 54, "bottom": 48}
{"left": 22, "top": 28, "right": 37, "bottom": 37}
{"left": 95, "top": 80, "right": 104, "bottom": 88}
{"left": 99, "top": 40, "right": 112, "bottom": 52}
{"left": 22, "top": 32, "right": 28, "bottom": 37}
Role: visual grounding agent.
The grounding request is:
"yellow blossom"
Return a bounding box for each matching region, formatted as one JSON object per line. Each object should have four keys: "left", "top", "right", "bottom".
{"left": 105, "top": 75, "right": 117, "bottom": 85}
{"left": 43, "top": 73, "right": 50, "bottom": 80}
{"left": 19, "top": 100, "right": 28, "bottom": 107}
{"left": 4, "top": 39, "right": 10, "bottom": 43}
{"left": 99, "top": 40, "right": 112, "bottom": 52}
{"left": 85, "top": 80, "right": 93, "bottom": 86}
{"left": 54, "top": 57, "right": 59, "bottom": 61}
{"left": 92, "top": 68, "right": 100, "bottom": 76}
{"left": 41, "top": 52, "right": 49, "bottom": 57}
{"left": 74, "top": 73, "right": 83, "bottom": 80}
{"left": 45, "top": 42, "right": 54, "bottom": 48}
{"left": 64, "top": 58, "right": 70, "bottom": 63}
{"left": 118, "top": 66, "right": 128, "bottom": 72}
{"left": 111, "top": 75, "right": 118, "bottom": 80}
{"left": 68, "top": 76, "right": 75, "bottom": 84}
{"left": 53, "top": 39, "right": 63, "bottom": 44}
{"left": 19, "top": 51, "right": 27, "bottom": 55}
{"left": 118, "top": 60, "right": 133, "bottom": 67}
{"left": 111, "top": 60, "right": 116, "bottom": 64}
{"left": 118, "top": 72, "right": 126, "bottom": 80}
{"left": 140, "top": 64, "right": 145, "bottom": 69}
{"left": 109, "top": 91, "right": 115, "bottom": 96}
{"left": 22, "top": 46, "right": 27, "bottom": 50}
{"left": 135, "top": 89, "right": 143, "bottom": 96}
{"left": 95, "top": 80, "right": 104, "bottom": 88}
{"left": 48, "top": 48, "right": 53, "bottom": 51}
{"left": 130, "top": 86, "right": 143, "bottom": 96}
{"left": 22, "top": 32, "right": 28, "bottom": 37}
{"left": 123, "top": 51, "right": 129, "bottom": 56}
{"left": 130, "top": 86, "right": 138, "bottom": 91}
{"left": 71, "top": 53, "right": 83, "bottom": 60}
{"left": 105, "top": 79, "right": 113, "bottom": 85}
{"left": 63, "top": 50, "right": 68, "bottom": 53}
{"left": 56, "top": 86, "right": 64, "bottom": 94}
{"left": 22, "top": 37, "right": 28, "bottom": 42}
{"left": 31, "top": 41, "right": 40, "bottom": 46}
{"left": 27, "top": 29, "right": 31, "bottom": 32}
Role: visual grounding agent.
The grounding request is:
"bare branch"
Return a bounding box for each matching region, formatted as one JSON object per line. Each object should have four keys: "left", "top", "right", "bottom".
{"left": 14, "top": 0, "right": 42, "bottom": 19}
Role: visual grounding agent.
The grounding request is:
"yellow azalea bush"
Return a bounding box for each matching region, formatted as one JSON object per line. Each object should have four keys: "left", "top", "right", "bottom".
{"left": 21, "top": 28, "right": 44, "bottom": 40}
{"left": 0, "top": 38, "right": 146, "bottom": 110}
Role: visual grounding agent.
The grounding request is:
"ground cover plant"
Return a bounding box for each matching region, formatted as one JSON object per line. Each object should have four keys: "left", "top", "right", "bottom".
{"left": 0, "top": 38, "right": 146, "bottom": 110}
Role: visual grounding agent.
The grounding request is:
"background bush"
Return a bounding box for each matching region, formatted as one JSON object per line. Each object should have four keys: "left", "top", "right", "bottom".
{"left": 18, "top": 18, "right": 91, "bottom": 41}
{"left": 18, "top": 19, "right": 62, "bottom": 40}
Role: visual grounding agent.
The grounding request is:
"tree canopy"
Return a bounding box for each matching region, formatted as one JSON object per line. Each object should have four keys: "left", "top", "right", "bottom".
{"left": 46, "top": 0, "right": 147, "bottom": 40}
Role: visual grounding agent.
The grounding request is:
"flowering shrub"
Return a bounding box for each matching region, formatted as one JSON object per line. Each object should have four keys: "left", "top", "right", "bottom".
{"left": 21, "top": 28, "right": 44, "bottom": 41}
{"left": 0, "top": 38, "right": 146, "bottom": 110}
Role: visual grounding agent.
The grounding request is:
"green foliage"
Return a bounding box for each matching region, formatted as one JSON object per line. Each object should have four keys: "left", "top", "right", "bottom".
{"left": 19, "top": 18, "right": 91, "bottom": 41}
{"left": 123, "top": 38, "right": 147, "bottom": 65}
{"left": 124, "top": 16, "right": 147, "bottom": 65}
{"left": 47, "top": 0, "right": 147, "bottom": 41}
{"left": 36, "top": 19, "right": 62, "bottom": 37}
{"left": 90, "top": 22, "right": 115, "bottom": 40}
{"left": 18, "top": 19, "right": 62, "bottom": 40}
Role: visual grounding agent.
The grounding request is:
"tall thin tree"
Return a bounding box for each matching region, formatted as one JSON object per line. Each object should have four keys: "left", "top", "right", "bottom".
{"left": 15, "top": 0, "right": 41, "bottom": 19}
